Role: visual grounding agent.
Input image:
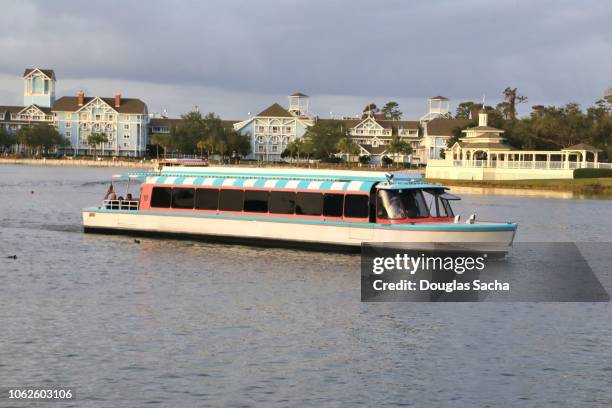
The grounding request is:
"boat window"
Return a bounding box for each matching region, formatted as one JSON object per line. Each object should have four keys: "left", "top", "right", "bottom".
{"left": 171, "top": 188, "right": 195, "bottom": 209}
{"left": 323, "top": 194, "right": 344, "bottom": 217}
{"left": 377, "top": 189, "right": 430, "bottom": 219}
{"left": 440, "top": 198, "right": 454, "bottom": 217}
{"left": 151, "top": 187, "right": 171, "bottom": 208}
{"left": 296, "top": 192, "right": 323, "bottom": 216}
{"left": 422, "top": 188, "right": 455, "bottom": 217}
{"left": 244, "top": 190, "right": 269, "bottom": 213}
{"left": 195, "top": 188, "right": 219, "bottom": 210}
{"left": 344, "top": 194, "right": 369, "bottom": 218}
{"left": 219, "top": 189, "right": 244, "bottom": 212}
{"left": 269, "top": 191, "right": 296, "bottom": 214}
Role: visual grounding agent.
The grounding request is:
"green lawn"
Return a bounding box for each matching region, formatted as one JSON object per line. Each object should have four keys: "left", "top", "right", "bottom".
{"left": 426, "top": 177, "right": 612, "bottom": 194}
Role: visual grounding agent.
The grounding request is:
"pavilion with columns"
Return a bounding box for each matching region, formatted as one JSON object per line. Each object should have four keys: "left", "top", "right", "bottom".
{"left": 426, "top": 110, "right": 607, "bottom": 180}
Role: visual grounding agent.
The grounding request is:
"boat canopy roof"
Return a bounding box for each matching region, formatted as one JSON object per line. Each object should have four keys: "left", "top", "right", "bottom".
{"left": 156, "top": 166, "right": 422, "bottom": 183}
{"left": 146, "top": 175, "right": 375, "bottom": 193}
{"left": 130, "top": 166, "right": 445, "bottom": 192}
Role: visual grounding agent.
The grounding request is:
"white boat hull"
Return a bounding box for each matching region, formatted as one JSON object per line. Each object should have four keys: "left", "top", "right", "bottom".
{"left": 82, "top": 209, "right": 516, "bottom": 252}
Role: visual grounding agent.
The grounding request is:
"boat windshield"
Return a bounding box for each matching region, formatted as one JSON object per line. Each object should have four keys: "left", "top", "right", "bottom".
{"left": 377, "top": 189, "right": 430, "bottom": 219}
{"left": 377, "top": 188, "right": 456, "bottom": 220}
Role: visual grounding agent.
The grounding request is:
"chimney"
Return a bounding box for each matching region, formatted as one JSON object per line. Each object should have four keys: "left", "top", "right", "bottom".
{"left": 77, "top": 90, "right": 84, "bottom": 107}
{"left": 114, "top": 92, "right": 121, "bottom": 108}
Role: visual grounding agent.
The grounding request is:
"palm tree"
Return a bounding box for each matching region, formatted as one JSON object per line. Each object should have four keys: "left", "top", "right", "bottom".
{"left": 386, "top": 135, "right": 413, "bottom": 166}
{"left": 336, "top": 136, "right": 360, "bottom": 163}
{"left": 86, "top": 132, "right": 109, "bottom": 161}
{"left": 150, "top": 133, "right": 173, "bottom": 159}
{"left": 196, "top": 139, "right": 207, "bottom": 158}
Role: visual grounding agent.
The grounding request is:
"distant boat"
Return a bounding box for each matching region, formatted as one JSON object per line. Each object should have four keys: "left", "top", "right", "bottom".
{"left": 82, "top": 166, "right": 517, "bottom": 253}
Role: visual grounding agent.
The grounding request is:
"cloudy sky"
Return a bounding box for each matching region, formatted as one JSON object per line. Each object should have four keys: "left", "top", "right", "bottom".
{"left": 0, "top": 0, "right": 610, "bottom": 119}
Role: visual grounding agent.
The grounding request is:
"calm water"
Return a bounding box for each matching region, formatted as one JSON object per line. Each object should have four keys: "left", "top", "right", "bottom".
{"left": 0, "top": 165, "right": 611, "bottom": 407}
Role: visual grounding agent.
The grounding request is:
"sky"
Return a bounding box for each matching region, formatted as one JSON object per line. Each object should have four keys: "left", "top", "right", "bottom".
{"left": 0, "top": 0, "right": 610, "bottom": 120}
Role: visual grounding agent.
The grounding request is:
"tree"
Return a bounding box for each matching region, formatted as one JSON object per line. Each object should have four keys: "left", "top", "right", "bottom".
{"left": 456, "top": 101, "right": 476, "bottom": 119}
{"left": 335, "top": 134, "right": 360, "bottom": 162}
{"left": 503, "top": 87, "right": 528, "bottom": 120}
{"left": 362, "top": 103, "right": 379, "bottom": 117}
{"left": 87, "top": 132, "right": 109, "bottom": 161}
{"left": 0, "top": 127, "right": 16, "bottom": 152}
{"left": 150, "top": 133, "right": 173, "bottom": 159}
{"left": 196, "top": 139, "right": 207, "bottom": 158}
{"left": 303, "top": 120, "right": 344, "bottom": 159}
{"left": 386, "top": 135, "right": 413, "bottom": 164}
{"left": 17, "top": 124, "right": 67, "bottom": 156}
{"left": 358, "top": 155, "right": 371, "bottom": 165}
{"left": 381, "top": 101, "right": 402, "bottom": 120}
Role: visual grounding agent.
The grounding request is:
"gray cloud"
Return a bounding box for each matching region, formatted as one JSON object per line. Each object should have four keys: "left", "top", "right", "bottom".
{"left": 0, "top": 0, "right": 610, "bottom": 118}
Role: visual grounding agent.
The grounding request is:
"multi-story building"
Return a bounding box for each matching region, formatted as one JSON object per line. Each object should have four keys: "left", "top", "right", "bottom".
{"left": 233, "top": 93, "right": 314, "bottom": 161}
{"left": 0, "top": 68, "right": 148, "bottom": 157}
{"left": 54, "top": 91, "right": 148, "bottom": 156}
{"left": 1, "top": 69, "right": 57, "bottom": 136}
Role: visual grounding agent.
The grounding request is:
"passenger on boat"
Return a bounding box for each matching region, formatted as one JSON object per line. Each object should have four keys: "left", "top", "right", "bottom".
{"left": 388, "top": 195, "right": 406, "bottom": 219}
{"left": 126, "top": 193, "right": 133, "bottom": 201}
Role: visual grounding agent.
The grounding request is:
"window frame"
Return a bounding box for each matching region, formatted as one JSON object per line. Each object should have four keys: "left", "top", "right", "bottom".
{"left": 343, "top": 193, "right": 370, "bottom": 220}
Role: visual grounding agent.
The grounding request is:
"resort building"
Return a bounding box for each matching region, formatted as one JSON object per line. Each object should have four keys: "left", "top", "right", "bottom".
{"left": 54, "top": 91, "right": 148, "bottom": 157}
{"left": 233, "top": 93, "right": 314, "bottom": 161}
{"left": 1, "top": 69, "right": 57, "bottom": 135}
{"left": 0, "top": 68, "right": 149, "bottom": 157}
{"left": 426, "top": 110, "right": 608, "bottom": 180}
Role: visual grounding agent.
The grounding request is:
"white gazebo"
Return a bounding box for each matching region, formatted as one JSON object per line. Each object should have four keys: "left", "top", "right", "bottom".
{"left": 426, "top": 110, "right": 609, "bottom": 180}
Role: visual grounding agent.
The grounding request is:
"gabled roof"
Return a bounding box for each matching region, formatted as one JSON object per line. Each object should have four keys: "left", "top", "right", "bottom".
{"left": 256, "top": 103, "right": 293, "bottom": 118}
{"left": 148, "top": 118, "right": 238, "bottom": 130}
{"left": 464, "top": 125, "right": 503, "bottom": 133}
{"left": 290, "top": 92, "right": 308, "bottom": 97}
{"left": 427, "top": 118, "right": 471, "bottom": 136}
{"left": 359, "top": 144, "right": 387, "bottom": 155}
{"left": 18, "top": 104, "right": 52, "bottom": 115}
{"left": 377, "top": 120, "right": 419, "bottom": 130}
{"left": 23, "top": 68, "right": 56, "bottom": 80}
{"left": 561, "top": 143, "right": 603, "bottom": 152}
{"left": 430, "top": 95, "right": 449, "bottom": 101}
{"left": 53, "top": 96, "right": 147, "bottom": 114}
{"left": 0, "top": 105, "right": 24, "bottom": 114}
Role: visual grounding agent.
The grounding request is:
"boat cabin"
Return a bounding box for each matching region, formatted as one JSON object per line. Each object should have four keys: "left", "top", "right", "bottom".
{"left": 107, "top": 169, "right": 458, "bottom": 225}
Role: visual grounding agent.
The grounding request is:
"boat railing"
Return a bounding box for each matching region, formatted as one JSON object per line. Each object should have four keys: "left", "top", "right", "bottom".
{"left": 103, "top": 199, "right": 139, "bottom": 211}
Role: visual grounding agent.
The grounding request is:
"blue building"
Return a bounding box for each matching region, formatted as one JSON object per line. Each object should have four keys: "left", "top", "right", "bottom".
{"left": 0, "top": 68, "right": 149, "bottom": 157}
{"left": 54, "top": 91, "right": 148, "bottom": 156}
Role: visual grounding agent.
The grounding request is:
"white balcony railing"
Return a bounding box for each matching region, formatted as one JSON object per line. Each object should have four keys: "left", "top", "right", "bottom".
{"left": 427, "top": 159, "right": 612, "bottom": 170}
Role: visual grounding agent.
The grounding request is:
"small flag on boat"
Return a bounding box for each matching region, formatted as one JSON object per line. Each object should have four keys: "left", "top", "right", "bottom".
{"left": 103, "top": 183, "right": 114, "bottom": 200}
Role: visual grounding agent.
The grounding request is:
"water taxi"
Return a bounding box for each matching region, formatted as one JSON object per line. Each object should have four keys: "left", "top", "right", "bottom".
{"left": 82, "top": 166, "right": 517, "bottom": 252}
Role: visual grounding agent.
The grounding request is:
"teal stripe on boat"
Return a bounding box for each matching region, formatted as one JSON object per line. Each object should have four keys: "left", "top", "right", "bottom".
{"left": 234, "top": 179, "right": 246, "bottom": 187}
{"left": 360, "top": 182, "right": 373, "bottom": 192}
{"left": 84, "top": 207, "right": 518, "bottom": 232}
{"left": 212, "top": 178, "right": 225, "bottom": 186}
{"left": 254, "top": 179, "right": 267, "bottom": 188}
{"left": 174, "top": 177, "right": 185, "bottom": 185}
{"left": 275, "top": 179, "right": 288, "bottom": 188}
{"left": 319, "top": 181, "right": 332, "bottom": 190}
{"left": 193, "top": 178, "right": 204, "bottom": 186}
{"left": 297, "top": 180, "right": 310, "bottom": 189}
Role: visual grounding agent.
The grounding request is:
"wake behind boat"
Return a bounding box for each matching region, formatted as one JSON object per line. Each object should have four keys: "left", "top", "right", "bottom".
{"left": 82, "top": 166, "right": 517, "bottom": 252}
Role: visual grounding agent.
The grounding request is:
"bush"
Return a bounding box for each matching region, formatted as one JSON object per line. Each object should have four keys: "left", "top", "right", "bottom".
{"left": 358, "top": 155, "right": 371, "bottom": 164}
{"left": 574, "top": 168, "right": 612, "bottom": 178}
{"left": 321, "top": 156, "right": 343, "bottom": 164}
{"left": 381, "top": 156, "right": 393, "bottom": 166}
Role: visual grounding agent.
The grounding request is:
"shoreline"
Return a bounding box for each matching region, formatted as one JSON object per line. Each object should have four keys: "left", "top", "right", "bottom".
{"left": 427, "top": 178, "right": 612, "bottom": 196}
{"left": 1, "top": 158, "right": 610, "bottom": 196}
{"left": 0, "top": 157, "right": 153, "bottom": 169}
